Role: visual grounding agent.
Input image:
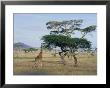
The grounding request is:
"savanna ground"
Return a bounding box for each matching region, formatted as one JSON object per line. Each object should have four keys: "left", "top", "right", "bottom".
{"left": 13, "top": 50, "right": 97, "bottom": 75}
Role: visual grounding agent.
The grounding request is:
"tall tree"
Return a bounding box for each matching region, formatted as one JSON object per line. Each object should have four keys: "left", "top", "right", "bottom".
{"left": 42, "top": 19, "right": 96, "bottom": 65}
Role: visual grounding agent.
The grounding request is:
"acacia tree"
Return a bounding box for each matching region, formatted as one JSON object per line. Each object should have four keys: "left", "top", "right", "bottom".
{"left": 46, "top": 20, "right": 83, "bottom": 57}
{"left": 42, "top": 19, "right": 96, "bottom": 65}
{"left": 46, "top": 20, "right": 83, "bottom": 37}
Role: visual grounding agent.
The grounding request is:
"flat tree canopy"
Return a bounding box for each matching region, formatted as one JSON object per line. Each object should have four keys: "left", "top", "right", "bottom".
{"left": 46, "top": 20, "right": 96, "bottom": 38}
{"left": 42, "top": 35, "right": 91, "bottom": 52}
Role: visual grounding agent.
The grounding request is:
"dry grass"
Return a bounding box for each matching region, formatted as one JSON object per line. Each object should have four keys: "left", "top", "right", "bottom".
{"left": 13, "top": 51, "right": 97, "bottom": 75}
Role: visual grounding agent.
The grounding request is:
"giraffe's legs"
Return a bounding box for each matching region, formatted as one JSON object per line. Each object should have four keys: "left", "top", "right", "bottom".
{"left": 61, "top": 55, "right": 66, "bottom": 65}
{"left": 34, "top": 59, "right": 42, "bottom": 68}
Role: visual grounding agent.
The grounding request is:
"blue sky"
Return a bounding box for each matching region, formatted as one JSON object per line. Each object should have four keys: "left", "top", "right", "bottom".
{"left": 14, "top": 13, "right": 97, "bottom": 48}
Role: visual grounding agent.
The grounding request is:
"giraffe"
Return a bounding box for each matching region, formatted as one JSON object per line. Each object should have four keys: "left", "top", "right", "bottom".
{"left": 35, "top": 51, "right": 42, "bottom": 61}
{"left": 34, "top": 44, "right": 43, "bottom": 68}
{"left": 58, "top": 49, "right": 78, "bottom": 66}
{"left": 66, "top": 51, "right": 78, "bottom": 66}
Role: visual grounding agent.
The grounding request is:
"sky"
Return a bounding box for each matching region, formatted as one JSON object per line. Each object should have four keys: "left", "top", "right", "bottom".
{"left": 14, "top": 13, "right": 97, "bottom": 48}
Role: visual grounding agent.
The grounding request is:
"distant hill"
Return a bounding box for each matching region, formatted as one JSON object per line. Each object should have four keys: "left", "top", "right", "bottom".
{"left": 14, "top": 42, "right": 33, "bottom": 50}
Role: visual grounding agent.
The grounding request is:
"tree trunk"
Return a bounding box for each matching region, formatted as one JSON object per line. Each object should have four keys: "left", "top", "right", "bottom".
{"left": 54, "top": 49, "right": 56, "bottom": 57}
{"left": 59, "top": 48, "right": 66, "bottom": 65}
{"left": 73, "top": 54, "right": 77, "bottom": 66}
{"left": 61, "top": 54, "right": 66, "bottom": 65}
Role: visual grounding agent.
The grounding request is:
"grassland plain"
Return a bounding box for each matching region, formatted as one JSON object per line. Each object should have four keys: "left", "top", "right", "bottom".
{"left": 13, "top": 50, "right": 97, "bottom": 75}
